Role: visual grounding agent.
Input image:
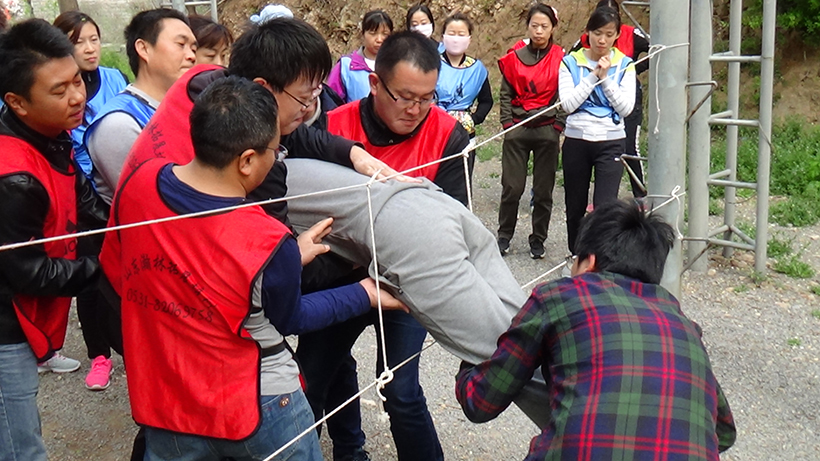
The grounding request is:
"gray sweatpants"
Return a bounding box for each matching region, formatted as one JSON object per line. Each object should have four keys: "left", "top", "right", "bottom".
{"left": 284, "top": 159, "right": 551, "bottom": 427}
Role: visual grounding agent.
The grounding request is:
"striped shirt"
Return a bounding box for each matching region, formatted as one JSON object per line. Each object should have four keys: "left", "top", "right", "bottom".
{"left": 456, "top": 271, "right": 736, "bottom": 460}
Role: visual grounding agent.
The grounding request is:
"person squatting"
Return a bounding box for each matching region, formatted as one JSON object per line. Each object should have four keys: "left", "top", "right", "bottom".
{"left": 0, "top": 2, "right": 736, "bottom": 461}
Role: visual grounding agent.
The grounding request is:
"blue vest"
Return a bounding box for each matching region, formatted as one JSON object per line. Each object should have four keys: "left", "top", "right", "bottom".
{"left": 83, "top": 90, "right": 156, "bottom": 187}
{"left": 436, "top": 57, "right": 488, "bottom": 112}
{"left": 71, "top": 67, "right": 128, "bottom": 182}
{"left": 340, "top": 56, "right": 373, "bottom": 103}
{"left": 562, "top": 48, "right": 633, "bottom": 124}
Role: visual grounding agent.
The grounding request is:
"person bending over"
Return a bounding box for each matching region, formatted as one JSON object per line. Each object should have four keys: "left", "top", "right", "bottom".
{"left": 99, "top": 76, "right": 404, "bottom": 461}
{"left": 456, "top": 200, "right": 736, "bottom": 460}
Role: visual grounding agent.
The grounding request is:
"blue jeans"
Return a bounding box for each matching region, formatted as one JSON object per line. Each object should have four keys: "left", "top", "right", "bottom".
{"left": 0, "top": 342, "right": 46, "bottom": 461}
{"left": 144, "top": 390, "right": 321, "bottom": 461}
{"left": 375, "top": 311, "right": 443, "bottom": 461}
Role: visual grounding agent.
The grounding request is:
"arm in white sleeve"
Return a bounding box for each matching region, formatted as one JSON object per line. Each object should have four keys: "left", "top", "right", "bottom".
{"left": 559, "top": 63, "right": 599, "bottom": 114}
{"left": 601, "top": 64, "right": 636, "bottom": 118}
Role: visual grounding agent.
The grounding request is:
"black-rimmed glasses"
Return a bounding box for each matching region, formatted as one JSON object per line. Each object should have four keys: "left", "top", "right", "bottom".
{"left": 378, "top": 75, "right": 437, "bottom": 109}
{"left": 282, "top": 86, "right": 323, "bottom": 110}
{"left": 265, "top": 145, "right": 289, "bottom": 162}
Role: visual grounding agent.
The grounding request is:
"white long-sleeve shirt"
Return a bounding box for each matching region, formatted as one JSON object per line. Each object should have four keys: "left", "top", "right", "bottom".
{"left": 559, "top": 49, "right": 636, "bottom": 142}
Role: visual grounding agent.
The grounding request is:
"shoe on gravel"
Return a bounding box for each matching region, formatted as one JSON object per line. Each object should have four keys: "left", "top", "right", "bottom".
{"left": 498, "top": 237, "right": 511, "bottom": 256}
{"left": 530, "top": 240, "right": 545, "bottom": 259}
{"left": 85, "top": 355, "right": 113, "bottom": 391}
{"left": 38, "top": 352, "right": 81, "bottom": 374}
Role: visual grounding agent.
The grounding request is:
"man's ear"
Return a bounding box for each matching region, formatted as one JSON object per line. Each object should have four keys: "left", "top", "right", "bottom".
{"left": 134, "top": 38, "right": 151, "bottom": 64}
{"left": 237, "top": 148, "right": 257, "bottom": 177}
{"left": 575, "top": 254, "right": 597, "bottom": 275}
{"left": 368, "top": 72, "right": 379, "bottom": 95}
{"left": 252, "top": 77, "right": 269, "bottom": 89}
{"left": 4, "top": 93, "right": 28, "bottom": 118}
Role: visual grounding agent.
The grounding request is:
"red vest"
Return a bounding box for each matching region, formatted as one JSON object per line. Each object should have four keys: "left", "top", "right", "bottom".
{"left": 580, "top": 24, "right": 636, "bottom": 58}
{"left": 327, "top": 101, "right": 457, "bottom": 181}
{"left": 498, "top": 43, "right": 564, "bottom": 111}
{"left": 99, "top": 159, "right": 290, "bottom": 440}
{"left": 121, "top": 64, "right": 222, "bottom": 184}
{"left": 0, "top": 135, "right": 77, "bottom": 361}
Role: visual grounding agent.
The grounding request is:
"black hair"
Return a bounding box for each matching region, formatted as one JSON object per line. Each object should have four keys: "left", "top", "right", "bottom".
{"left": 0, "top": 19, "right": 75, "bottom": 101}
{"left": 190, "top": 75, "right": 279, "bottom": 170}
{"left": 526, "top": 3, "right": 558, "bottom": 27}
{"left": 375, "top": 30, "right": 440, "bottom": 81}
{"left": 405, "top": 4, "right": 434, "bottom": 31}
{"left": 443, "top": 12, "right": 473, "bottom": 35}
{"left": 587, "top": 5, "right": 621, "bottom": 32}
{"left": 596, "top": 0, "right": 620, "bottom": 10}
{"left": 574, "top": 200, "right": 675, "bottom": 285}
{"left": 53, "top": 11, "right": 101, "bottom": 44}
{"left": 188, "top": 14, "right": 233, "bottom": 50}
{"left": 228, "top": 17, "right": 331, "bottom": 92}
{"left": 124, "top": 8, "right": 189, "bottom": 76}
{"left": 362, "top": 9, "right": 393, "bottom": 34}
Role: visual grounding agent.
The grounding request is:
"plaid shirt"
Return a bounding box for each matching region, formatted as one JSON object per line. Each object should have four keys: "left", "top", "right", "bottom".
{"left": 456, "top": 271, "right": 736, "bottom": 460}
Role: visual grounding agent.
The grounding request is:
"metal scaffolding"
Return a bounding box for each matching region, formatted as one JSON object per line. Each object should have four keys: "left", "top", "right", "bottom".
{"left": 685, "top": 0, "right": 776, "bottom": 275}
{"left": 162, "top": 0, "right": 219, "bottom": 22}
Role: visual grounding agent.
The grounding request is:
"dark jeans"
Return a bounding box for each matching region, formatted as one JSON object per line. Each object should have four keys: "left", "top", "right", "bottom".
{"left": 296, "top": 311, "right": 443, "bottom": 461}
{"left": 563, "top": 137, "right": 626, "bottom": 253}
{"left": 76, "top": 237, "right": 123, "bottom": 360}
{"left": 497, "top": 124, "right": 561, "bottom": 244}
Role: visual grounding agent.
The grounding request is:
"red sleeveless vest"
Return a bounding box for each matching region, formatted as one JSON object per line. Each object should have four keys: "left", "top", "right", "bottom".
{"left": 327, "top": 101, "right": 457, "bottom": 181}
{"left": 121, "top": 64, "right": 222, "bottom": 183}
{"left": 498, "top": 43, "right": 564, "bottom": 111}
{"left": 0, "top": 135, "right": 77, "bottom": 361}
{"left": 99, "top": 159, "right": 290, "bottom": 440}
{"left": 580, "top": 24, "right": 636, "bottom": 58}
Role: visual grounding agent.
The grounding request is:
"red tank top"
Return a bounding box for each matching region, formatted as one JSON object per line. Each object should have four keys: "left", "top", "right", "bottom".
{"left": 0, "top": 135, "right": 77, "bottom": 361}
{"left": 498, "top": 43, "right": 564, "bottom": 111}
{"left": 100, "top": 159, "right": 290, "bottom": 440}
{"left": 327, "top": 101, "right": 457, "bottom": 181}
{"left": 580, "top": 24, "right": 636, "bottom": 58}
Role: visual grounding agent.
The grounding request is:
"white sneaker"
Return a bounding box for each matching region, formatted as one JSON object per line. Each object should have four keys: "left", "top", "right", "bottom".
{"left": 38, "top": 352, "right": 81, "bottom": 374}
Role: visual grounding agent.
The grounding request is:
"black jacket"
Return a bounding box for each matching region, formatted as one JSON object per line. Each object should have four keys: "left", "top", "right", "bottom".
{"left": 0, "top": 107, "right": 109, "bottom": 345}
{"left": 357, "top": 95, "right": 471, "bottom": 205}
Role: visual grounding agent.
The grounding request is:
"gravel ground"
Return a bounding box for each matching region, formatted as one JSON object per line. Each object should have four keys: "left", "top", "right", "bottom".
{"left": 39, "top": 155, "right": 820, "bottom": 460}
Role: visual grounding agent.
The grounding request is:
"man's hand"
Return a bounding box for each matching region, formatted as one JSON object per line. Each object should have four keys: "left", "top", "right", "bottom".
{"left": 358, "top": 277, "right": 409, "bottom": 313}
{"left": 349, "top": 145, "right": 421, "bottom": 183}
{"left": 297, "top": 217, "right": 333, "bottom": 266}
{"left": 594, "top": 55, "right": 611, "bottom": 80}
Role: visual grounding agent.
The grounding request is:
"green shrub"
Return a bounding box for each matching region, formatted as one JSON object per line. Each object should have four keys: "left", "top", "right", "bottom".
{"left": 100, "top": 48, "right": 135, "bottom": 82}
{"left": 772, "top": 254, "right": 815, "bottom": 278}
{"left": 767, "top": 234, "right": 793, "bottom": 258}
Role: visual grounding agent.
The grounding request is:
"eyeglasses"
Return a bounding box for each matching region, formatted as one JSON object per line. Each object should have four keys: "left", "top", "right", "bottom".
{"left": 265, "top": 144, "right": 289, "bottom": 162}
{"left": 564, "top": 254, "right": 578, "bottom": 268}
{"left": 282, "top": 86, "right": 323, "bottom": 110}
{"left": 378, "top": 76, "right": 437, "bottom": 110}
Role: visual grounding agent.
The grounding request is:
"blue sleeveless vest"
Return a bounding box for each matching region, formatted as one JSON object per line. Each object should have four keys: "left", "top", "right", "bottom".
{"left": 71, "top": 67, "right": 128, "bottom": 182}
{"left": 436, "top": 57, "right": 488, "bottom": 112}
{"left": 562, "top": 48, "right": 633, "bottom": 124}
{"left": 340, "top": 56, "right": 373, "bottom": 103}
{"left": 84, "top": 90, "right": 155, "bottom": 150}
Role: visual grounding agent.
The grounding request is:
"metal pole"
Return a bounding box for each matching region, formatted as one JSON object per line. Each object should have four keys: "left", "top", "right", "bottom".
{"left": 649, "top": 0, "right": 689, "bottom": 297}
{"left": 721, "top": 0, "right": 742, "bottom": 257}
{"left": 686, "top": 0, "right": 713, "bottom": 272}
{"left": 210, "top": 0, "right": 218, "bottom": 22}
{"left": 755, "top": 0, "right": 776, "bottom": 273}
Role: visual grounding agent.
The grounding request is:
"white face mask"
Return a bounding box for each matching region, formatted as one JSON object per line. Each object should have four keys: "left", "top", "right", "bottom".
{"left": 442, "top": 35, "right": 471, "bottom": 55}
{"left": 412, "top": 23, "right": 434, "bottom": 38}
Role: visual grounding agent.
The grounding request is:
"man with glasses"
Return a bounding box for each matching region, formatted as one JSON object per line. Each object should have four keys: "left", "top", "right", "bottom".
{"left": 328, "top": 30, "right": 471, "bottom": 206}
{"left": 313, "top": 30, "right": 471, "bottom": 461}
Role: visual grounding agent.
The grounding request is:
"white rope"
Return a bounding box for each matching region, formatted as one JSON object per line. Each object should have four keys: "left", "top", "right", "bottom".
{"left": 462, "top": 139, "right": 476, "bottom": 213}
{"left": 364, "top": 170, "right": 395, "bottom": 401}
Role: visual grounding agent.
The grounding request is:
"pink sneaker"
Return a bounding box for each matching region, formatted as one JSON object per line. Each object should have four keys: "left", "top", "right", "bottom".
{"left": 85, "top": 356, "right": 113, "bottom": 391}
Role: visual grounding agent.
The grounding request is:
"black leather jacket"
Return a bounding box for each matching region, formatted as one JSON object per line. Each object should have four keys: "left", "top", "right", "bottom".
{"left": 0, "top": 107, "right": 109, "bottom": 344}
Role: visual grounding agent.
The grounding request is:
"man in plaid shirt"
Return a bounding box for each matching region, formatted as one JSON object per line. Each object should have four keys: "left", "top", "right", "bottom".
{"left": 456, "top": 200, "right": 736, "bottom": 460}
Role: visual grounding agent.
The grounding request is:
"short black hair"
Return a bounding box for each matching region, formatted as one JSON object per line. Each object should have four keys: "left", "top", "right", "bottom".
{"left": 527, "top": 3, "right": 558, "bottom": 27}
{"left": 405, "top": 4, "right": 434, "bottom": 31}
{"left": 587, "top": 5, "right": 621, "bottom": 32}
{"left": 574, "top": 200, "right": 675, "bottom": 285}
{"left": 0, "top": 19, "right": 75, "bottom": 101}
{"left": 375, "top": 31, "right": 440, "bottom": 81}
{"left": 362, "top": 9, "right": 393, "bottom": 34}
{"left": 124, "top": 8, "right": 189, "bottom": 77}
{"left": 190, "top": 75, "right": 279, "bottom": 170}
{"left": 443, "top": 12, "right": 473, "bottom": 35}
{"left": 188, "top": 14, "right": 233, "bottom": 50}
{"left": 53, "top": 11, "right": 101, "bottom": 43}
{"left": 228, "top": 17, "right": 331, "bottom": 92}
